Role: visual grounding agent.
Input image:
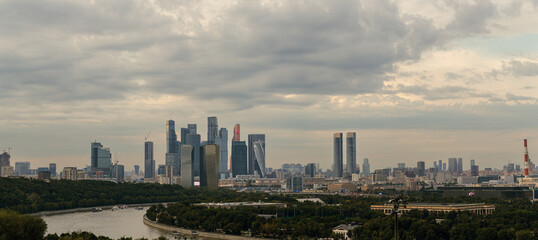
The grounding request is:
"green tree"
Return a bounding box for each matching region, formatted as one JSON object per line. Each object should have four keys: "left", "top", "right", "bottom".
{"left": 0, "top": 210, "right": 47, "bottom": 240}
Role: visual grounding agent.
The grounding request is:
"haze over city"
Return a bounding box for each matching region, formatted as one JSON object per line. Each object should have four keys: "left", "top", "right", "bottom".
{"left": 1, "top": 0, "right": 538, "bottom": 171}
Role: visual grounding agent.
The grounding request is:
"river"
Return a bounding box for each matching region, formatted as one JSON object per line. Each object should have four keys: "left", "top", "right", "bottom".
{"left": 41, "top": 206, "right": 201, "bottom": 239}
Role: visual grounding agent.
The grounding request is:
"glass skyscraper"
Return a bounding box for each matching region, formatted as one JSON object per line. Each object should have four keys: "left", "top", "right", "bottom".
{"left": 333, "top": 133, "right": 343, "bottom": 178}
{"left": 186, "top": 133, "right": 201, "bottom": 176}
{"left": 248, "top": 134, "right": 265, "bottom": 176}
{"left": 145, "top": 141, "right": 155, "bottom": 178}
{"left": 215, "top": 128, "right": 228, "bottom": 174}
{"left": 201, "top": 144, "right": 219, "bottom": 189}
{"left": 91, "top": 142, "right": 112, "bottom": 175}
{"left": 231, "top": 141, "right": 247, "bottom": 177}
{"left": 166, "top": 120, "right": 178, "bottom": 153}
{"left": 346, "top": 132, "right": 356, "bottom": 176}
{"left": 207, "top": 117, "right": 218, "bottom": 144}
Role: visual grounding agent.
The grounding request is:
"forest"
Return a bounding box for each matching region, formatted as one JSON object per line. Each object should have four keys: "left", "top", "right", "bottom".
{"left": 0, "top": 177, "right": 280, "bottom": 213}
{"left": 148, "top": 196, "right": 538, "bottom": 240}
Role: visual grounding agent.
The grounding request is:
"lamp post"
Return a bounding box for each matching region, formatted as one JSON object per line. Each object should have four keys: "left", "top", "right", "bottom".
{"left": 389, "top": 194, "right": 407, "bottom": 240}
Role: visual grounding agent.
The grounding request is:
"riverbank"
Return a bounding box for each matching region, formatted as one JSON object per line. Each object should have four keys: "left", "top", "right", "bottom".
{"left": 30, "top": 202, "right": 173, "bottom": 217}
{"left": 143, "top": 215, "right": 270, "bottom": 240}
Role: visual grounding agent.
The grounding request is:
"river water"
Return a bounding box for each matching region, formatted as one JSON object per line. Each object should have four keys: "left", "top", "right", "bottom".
{"left": 41, "top": 207, "right": 199, "bottom": 240}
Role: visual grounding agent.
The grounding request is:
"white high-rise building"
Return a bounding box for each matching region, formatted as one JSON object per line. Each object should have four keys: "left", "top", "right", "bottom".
{"left": 253, "top": 140, "right": 266, "bottom": 178}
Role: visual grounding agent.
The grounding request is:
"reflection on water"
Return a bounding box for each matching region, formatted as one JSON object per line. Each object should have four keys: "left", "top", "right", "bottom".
{"left": 42, "top": 207, "right": 183, "bottom": 239}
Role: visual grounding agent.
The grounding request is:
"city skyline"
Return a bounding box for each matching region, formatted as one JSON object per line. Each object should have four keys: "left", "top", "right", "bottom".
{"left": 1, "top": 1, "right": 537, "bottom": 171}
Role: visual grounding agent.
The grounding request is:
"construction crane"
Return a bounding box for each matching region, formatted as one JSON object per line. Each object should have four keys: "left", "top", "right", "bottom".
{"left": 145, "top": 130, "right": 151, "bottom": 141}
{"left": 1, "top": 147, "right": 13, "bottom": 154}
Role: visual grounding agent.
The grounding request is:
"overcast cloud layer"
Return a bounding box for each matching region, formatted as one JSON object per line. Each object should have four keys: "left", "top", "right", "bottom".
{"left": 1, "top": 0, "right": 537, "bottom": 171}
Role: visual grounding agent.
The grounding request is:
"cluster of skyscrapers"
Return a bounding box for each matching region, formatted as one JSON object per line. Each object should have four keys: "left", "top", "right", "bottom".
{"left": 433, "top": 158, "right": 464, "bottom": 174}
{"left": 143, "top": 117, "right": 266, "bottom": 188}
{"left": 333, "top": 132, "right": 357, "bottom": 178}
{"left": 1, "top": 150, "right": 58, "bottom": 179}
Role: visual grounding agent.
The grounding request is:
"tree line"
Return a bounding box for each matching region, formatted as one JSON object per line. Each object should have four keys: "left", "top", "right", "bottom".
{"left": 0, "top": 177, "right": 269, "bottom": 213}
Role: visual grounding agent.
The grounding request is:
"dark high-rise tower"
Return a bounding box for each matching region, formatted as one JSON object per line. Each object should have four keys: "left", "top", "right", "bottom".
{"left": 448, "top": 158, "right": 457, "bottom": 173}
{"left": 0, "top": 151, "right": 10, "bottom": 176}
{"left": 49, "top": 163, "right": 57, "bottom": 177}
{"left": 333, "top": 133, "right": 343, "bottom": 178}
{"left": 166, "top": 120, "right": 178, "bottom": 153}
{"left": 231, "top": 141, "right": 247, "bottom": 177}
{"left": 248, "top": 134, "right": 265, "bottom": 175}
{"left": 145, "top": 141, "right": 155, "bottom": 178}
{"left": 91, "top": 142, "right": 112, "bottom": 175}
{"left": 417, "top": 161, "right": 425, "bottom": 177}
{"left": 346, "top": 132, "right": 356, "bottom": 176}
{"left": 180, "top": 128, "right": 189, "bottom": 144}
{"left": 207, "top": 117, "right": 218, "bottom": 144}
{"left": 188, "top": 124, "right": 197, "bottom": 134}
{"left": 186, "top": 133, "right": 201, "bottom": 177}
{"left": 166, "top": 120, "right": 180, "bottom": 176}
{"left": 201, "top": 144, "right": 219, "bottom": 189}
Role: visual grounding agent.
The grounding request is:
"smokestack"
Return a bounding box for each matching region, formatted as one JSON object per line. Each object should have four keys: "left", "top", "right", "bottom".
{"left": 524, "top": 139, "right": 529, "bottom": 177}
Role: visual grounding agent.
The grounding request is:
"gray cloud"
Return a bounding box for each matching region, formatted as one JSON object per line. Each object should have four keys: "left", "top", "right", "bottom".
{"left": 0, "top": 0, "right": 502, "bottom": 108}
{"left": 502, "top": 60, "right": 538, "bottom": 76}
{"left": 1, "top": 0, "right": 535, "bottom": 170}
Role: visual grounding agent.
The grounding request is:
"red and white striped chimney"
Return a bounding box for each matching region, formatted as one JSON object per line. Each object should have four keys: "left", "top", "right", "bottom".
{"left": 524, "top": 139, "right": 529, "bottom": 177}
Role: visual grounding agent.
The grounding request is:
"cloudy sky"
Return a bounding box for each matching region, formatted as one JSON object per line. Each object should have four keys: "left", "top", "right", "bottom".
{"left": 1, "top": 0, "right": 537, "bottom": 172}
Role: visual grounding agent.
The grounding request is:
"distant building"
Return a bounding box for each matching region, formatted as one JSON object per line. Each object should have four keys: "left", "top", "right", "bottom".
{"left": 145, "top": 141, "right": 155, "bottom": 178}
{"left": 115, "top": 165, "right": 124, "bottom": 182}
{"left": 457, "top": 158, "right": 463, "bottom": 174}
{"left": 15, "top": 162, "right": 30, "bottom": 176}
{"left": 346, "top": 132, "right": 357, "bottom": 176}
{"left": 187, "top": 124, "right": 197, "bottom": 134}
{"left": 91, "top": 142, "right": 112, "bottom": 175}
{"left": 180, "top": 145, "right": 194, "bottom": 188}
{"left": 207, "top": 117, "right": 218, "bottom": 144}
{"left": 372, "top": 203, "right": 495, "bottom": 215}
{"left": 362, "top": 158, "right": 370, "bottom": 177}
{"left": 185, "top": 133, "right": 201, "bottom": 177}
{"left": 1, "top": 166, "right": 14, "bottom": 177}
{"left": 0, "top": 151, "right": 10, "bottom": 176}
{"left": 417, "top": 161, "right": 425, "bottom": 177}
{"left": 397, "top": 163, "right": 406, "bottom": 169}
{"left": 38, "top": 171, "right": 51, "bottom": 180}
{"left": 253, "top": 140, "right": 266, "bottom": 177}
{"left": 202, "top": 144, "right": 219, "bottom": 189}
{"left": 155, "top": 164, "right": 163, "bottom": 176}
{"left": 248, "top": 134, "right": 265, "bottom": 176}
{"left": 166, "top": 120, "right": 179, "bottom": 154}
{"left": 328, "top": 183, "right": 358, "bottom": 192}
{"left": 134, "top": 165, "right": 140, "bottom": 175}
{"left": 471, "top": 165, "right": 479, "bottom": 176}
{"left": 232, "top": 124, "right": 240, "bottom": 141}
{"left": 286, "top": 176, "right": 303, "bottom": 192}
{"left": 305, "top": 163, "right": 316, "bottom": 177}
{"left": 470, "top": 159, "right": 476, "bottom": 167}
{"left": 62, "top": 167, "right": 77, "bottom": 180}
{"left": 448, "top": 158, "right": 457, "bottom": 173}
{"left": 231, "top": 141, "right": 248, "bottom": 177}
{"left": 333, "top": 133, "right": 343, "bottom": 178}
{"left": 49, "top": 163, "right": 57, "bottom": 177}
{"left": 215, "top": 128, "right": 228, "bottom": 175}
{"left": 333, "top": 224, "right": 358, "bottom": 240}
